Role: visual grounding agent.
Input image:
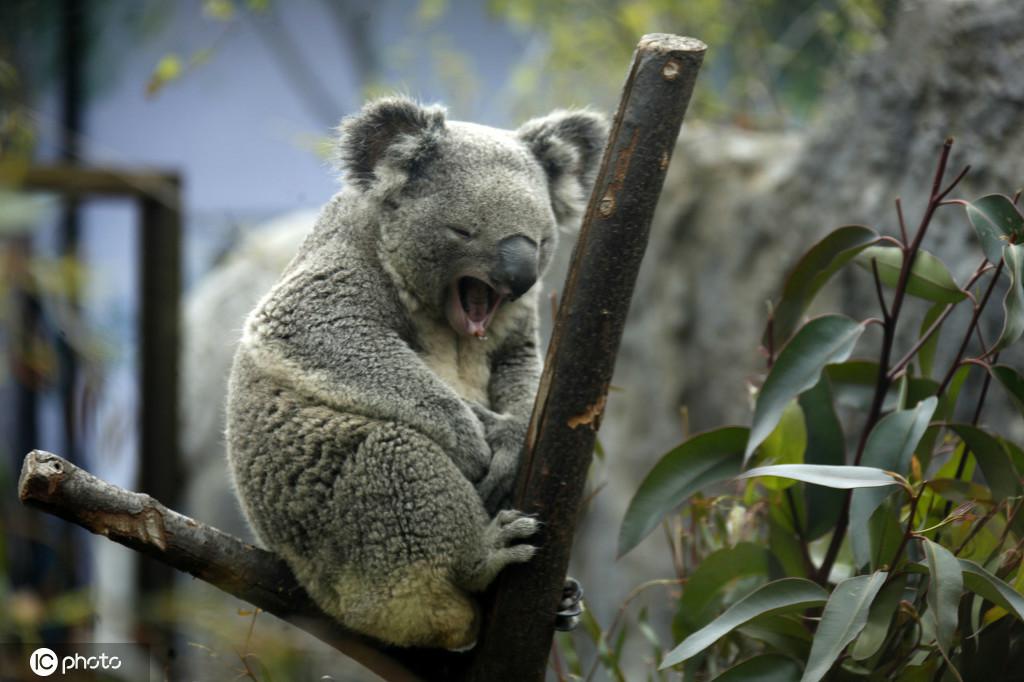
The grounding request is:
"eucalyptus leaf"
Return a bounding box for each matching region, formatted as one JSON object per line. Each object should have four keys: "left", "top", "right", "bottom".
{"left": 851, "top": 575, "right": 906, "bottom": 661}
{"left": 801, "top": 572, "right": 887, "bottom": 682}
{"left": 917, "top": 302, "right": 947, "bottom": 378}
{"left": 959, "top": 559, "right": 1024, "bottom": 621}
{"left": 922, "top": 538, "right": 963, "bottom": 655}
{"left": 965, "top": 194, "right": 1024, "bottom": 264}
{"left": 850, "top": 397, "right": 936, "bottom": 566}
{"left": 767, "top": 225, "right": 878, "bottom": 349}
{"left": 711, "top": 654, "right": 803, "bottom": 682}
{"left": 949, "top": 424, "right": 1020, "bottom": 500}
{"left": 992, "top": 244, "right": 1024, "bottom": 352}
{"left": 855, "top": 246, "right": 966, "bottom": 303}
{"left": 747, "top": 316, "right": 865, "bottom": 461}
{"left": 800, "top": 378, "right": 846, "bottom": 540}
{"left": 661, "top": 579, "right": 828, "bottom": 669}
{"left": 991, "top": 364, "right": 1024, "bottom": 418}
{"left": 619, "top": 427, "right": 747, "bottom": 557}
{"left": 736, "top": 464, "right": 900, "bottom": 489}
{"left": 755, "top": 400, "right": 807, "bottom": 490}
{"left": 676, "top": 543, "right": 775, "bottom": 637}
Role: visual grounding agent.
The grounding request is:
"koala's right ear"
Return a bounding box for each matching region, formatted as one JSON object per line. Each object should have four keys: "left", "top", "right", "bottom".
{"left": 518, "top": 109, "right": 608, "bottom": 226}
{"left": 335, "top": 97, "right": 447, "bottom": 189}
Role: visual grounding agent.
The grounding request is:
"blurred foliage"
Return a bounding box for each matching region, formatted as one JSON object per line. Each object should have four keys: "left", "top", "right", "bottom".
{"left": 485, "top": 0, "right": 896, "bottom": 125}
{"left": 145, "top": 0, "right": 267, "bottom": 98}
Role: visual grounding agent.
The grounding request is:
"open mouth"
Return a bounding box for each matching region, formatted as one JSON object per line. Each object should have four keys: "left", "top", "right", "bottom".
{"left": 446, "top": 276, "right": 504, "bottom": 338}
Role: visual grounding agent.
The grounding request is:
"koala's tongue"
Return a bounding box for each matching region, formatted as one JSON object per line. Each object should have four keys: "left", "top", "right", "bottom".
{"left": 462, "top": 278, "right": 493, "bottom": 336}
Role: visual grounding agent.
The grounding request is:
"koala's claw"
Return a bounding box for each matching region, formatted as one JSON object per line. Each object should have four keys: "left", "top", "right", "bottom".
{"left": 554, "top": 577, "right": 584, "bottom": 632}
{"left": 490, "top": 510, "right": 539, "bottom": 546}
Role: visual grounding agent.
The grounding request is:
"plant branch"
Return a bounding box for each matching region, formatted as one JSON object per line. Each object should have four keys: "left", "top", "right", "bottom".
{"left": 871, "top": 257, "right": 891, "bottom": 321}
{"left": 888, "top": 491, "right": 923, "bottom": 570}
{"left": 887, "top": 259, "right": 992, "bottom": 380}
{"left": 936, "top": 259, "right": 1005, "bottom": 394}
{"left": 816, "top": 140, "right": 957, "bottom": 585}
{"left": 896, "top": 198, "right": 908, "bottom": 244}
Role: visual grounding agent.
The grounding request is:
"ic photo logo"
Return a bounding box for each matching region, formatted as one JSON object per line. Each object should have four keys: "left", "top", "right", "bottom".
{"left": 27, "top": 647, "right": 124, "bottom": 677}
{"left": 28, "top": 647, "right": 58, "bottom": 676}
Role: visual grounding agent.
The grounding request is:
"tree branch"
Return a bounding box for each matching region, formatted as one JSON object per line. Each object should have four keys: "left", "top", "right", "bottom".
{"left": 17, "top": 450, "right": 457, "bottom": 682}
{"left": 465, "top": 33, "right": 706, "bottom": 682}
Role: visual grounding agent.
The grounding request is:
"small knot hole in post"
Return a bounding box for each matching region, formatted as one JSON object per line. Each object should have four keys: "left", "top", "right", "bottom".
{"left": 599, "top": 195, "right": 615, "bottom": 217}
{"left": 662, "top": 58, "right": 682, "bottom": 80}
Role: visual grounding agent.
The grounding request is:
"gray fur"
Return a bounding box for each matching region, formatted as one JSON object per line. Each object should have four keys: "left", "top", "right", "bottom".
{"left": 226, "top": 97, "right": 606, "bottom": 649}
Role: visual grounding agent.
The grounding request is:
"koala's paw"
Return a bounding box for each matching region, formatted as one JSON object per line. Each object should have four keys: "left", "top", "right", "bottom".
{"left": 554, "top": 577, "right": 585, "bottom": 632}
{"left": 477, "top": 455, "right": 517, "bottom": 514}
{"left": 484, "top": 510, "right": 539, "bottom": 564}
{"left": 471, "top": 406, "right": 530, "bottom": 514}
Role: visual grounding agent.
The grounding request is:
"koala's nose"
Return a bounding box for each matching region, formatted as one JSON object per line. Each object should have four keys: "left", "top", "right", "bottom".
{"left": 493, "top": 235, "right": 538, "bottom": 300}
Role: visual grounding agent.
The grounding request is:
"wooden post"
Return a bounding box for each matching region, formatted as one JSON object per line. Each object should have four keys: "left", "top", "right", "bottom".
{"left": 465, "top": 34, "right": 706, "bottom": 682}
{"left": 136, "top": 189, "right": 183, "bottom": 596}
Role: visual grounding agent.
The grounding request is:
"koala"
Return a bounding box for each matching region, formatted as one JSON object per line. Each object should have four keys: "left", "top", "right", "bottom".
{"left": 226, "top": 97, "right": 606, "bottom": 650}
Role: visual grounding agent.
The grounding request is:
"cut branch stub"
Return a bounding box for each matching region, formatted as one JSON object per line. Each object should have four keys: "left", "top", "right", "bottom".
{"left": 466, "top": 33, "right": 706, "bottom": 682}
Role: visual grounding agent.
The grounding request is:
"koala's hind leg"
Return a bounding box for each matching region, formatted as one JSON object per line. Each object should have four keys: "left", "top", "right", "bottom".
{"left": 326, "top": 424, "right": 537, "bottom": 650}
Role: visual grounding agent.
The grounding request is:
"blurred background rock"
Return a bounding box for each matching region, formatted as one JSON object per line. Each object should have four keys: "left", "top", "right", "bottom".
{"left": 4, "top": 0, "right": 1021, "bottom": 679}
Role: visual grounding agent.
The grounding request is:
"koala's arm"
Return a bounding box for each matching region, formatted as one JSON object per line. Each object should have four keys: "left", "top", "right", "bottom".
{"left": 474, "top": 321, "right": 542, "bottom": 512}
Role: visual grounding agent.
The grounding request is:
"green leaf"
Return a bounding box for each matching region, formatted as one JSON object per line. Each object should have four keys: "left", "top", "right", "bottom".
{"left": 675, "top": 543, "right": 775, "bottom": 637}
{"left": 851, "top": 575, "right": 906, "bottom": 660}
{"left": 579, "top": 609, "right": 627, "bottom": 682}
{"left": 959, "top": 559, "right": 1024, "bottom": 621}
{"left": 766, "top": 225, "right": 878, "bottom": 349}
{"left": 147, "top": 53, "right": 183, "bottom": 97}
{"left": 868, "top": 496, "right": 904, "bottom": 571}
{"left": 711, "top": 654, "right": 803, "bottom": 682}
{"left": 801, "top": 572, "right": 888, "bottom": 682}
{"left": 825, "top": 360, "right": 881, "bottom": 411}
{"left": 917, "top": 302, "right": 947, "bottom": 378}
{"left": 203, "top": 0, "right": 236, "bottom": 21}
{"left": 991, "top": 364, "right": 1024, "bottom": 418}
{"left": 850, "top": 397, "right": 937, "bottom": 567}
{"left": 800, "top": 378, "right": 846, "bottom": 540}
{"left": 993, "top": 244, "right": 1024, "bottom": 352}
{"left": 755, "top": 400, "right": 807, "bottom": 490}
{"left": 737, "top": 464, "right": 900, "bottom": 489}
{"left": 769, "top": 499, "right": 807, "bottom": 578}
{"left": 894, "top": 660, "right": 940, "bottom": 681}
{"left": 922, "top": 538, "right": 963, "bottom": 655}
{"left": 965, "top": 194, "right": 1024, "bottom": 264}
{"left": 924, "top": 478, "right": 992, "bottom": 504}
{"left": 619, "top": 427, "right": 747, "bottom": 557}
{"left": 661, "top": 578, "right": 827, "bottom": 669}
{"left": 747, "top": 316, "right": 866, "bottom": 461}
{"left": 856, "top": 246, "right": 967, "bottom": 304}
{"left": 825, "top": 360, "right": 937, "bottom": 414}
{"left": 948, "top": 424, "right": 1020, "bottom": 500}
{"left": 738, "top": 614, "right": 813, "bottom": 660}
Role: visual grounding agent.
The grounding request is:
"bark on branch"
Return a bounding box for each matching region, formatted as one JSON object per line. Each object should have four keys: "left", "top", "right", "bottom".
{"left": 17, "top": 32, "right": 705, "bottom": 682}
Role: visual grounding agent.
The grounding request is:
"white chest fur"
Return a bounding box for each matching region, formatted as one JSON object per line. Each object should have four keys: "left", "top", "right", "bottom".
{"left": 415, "top": 318, "right": 492, "bottom": 407}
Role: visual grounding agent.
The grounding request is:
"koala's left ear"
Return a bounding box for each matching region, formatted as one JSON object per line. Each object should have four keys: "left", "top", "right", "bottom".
{"left": 517, "top": 110, "right": 608, "bottom": 225}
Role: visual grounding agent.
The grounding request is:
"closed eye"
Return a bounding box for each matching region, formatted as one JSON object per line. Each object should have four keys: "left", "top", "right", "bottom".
{"left": 447, "top": 225, "right": 473, "bottom": 239}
